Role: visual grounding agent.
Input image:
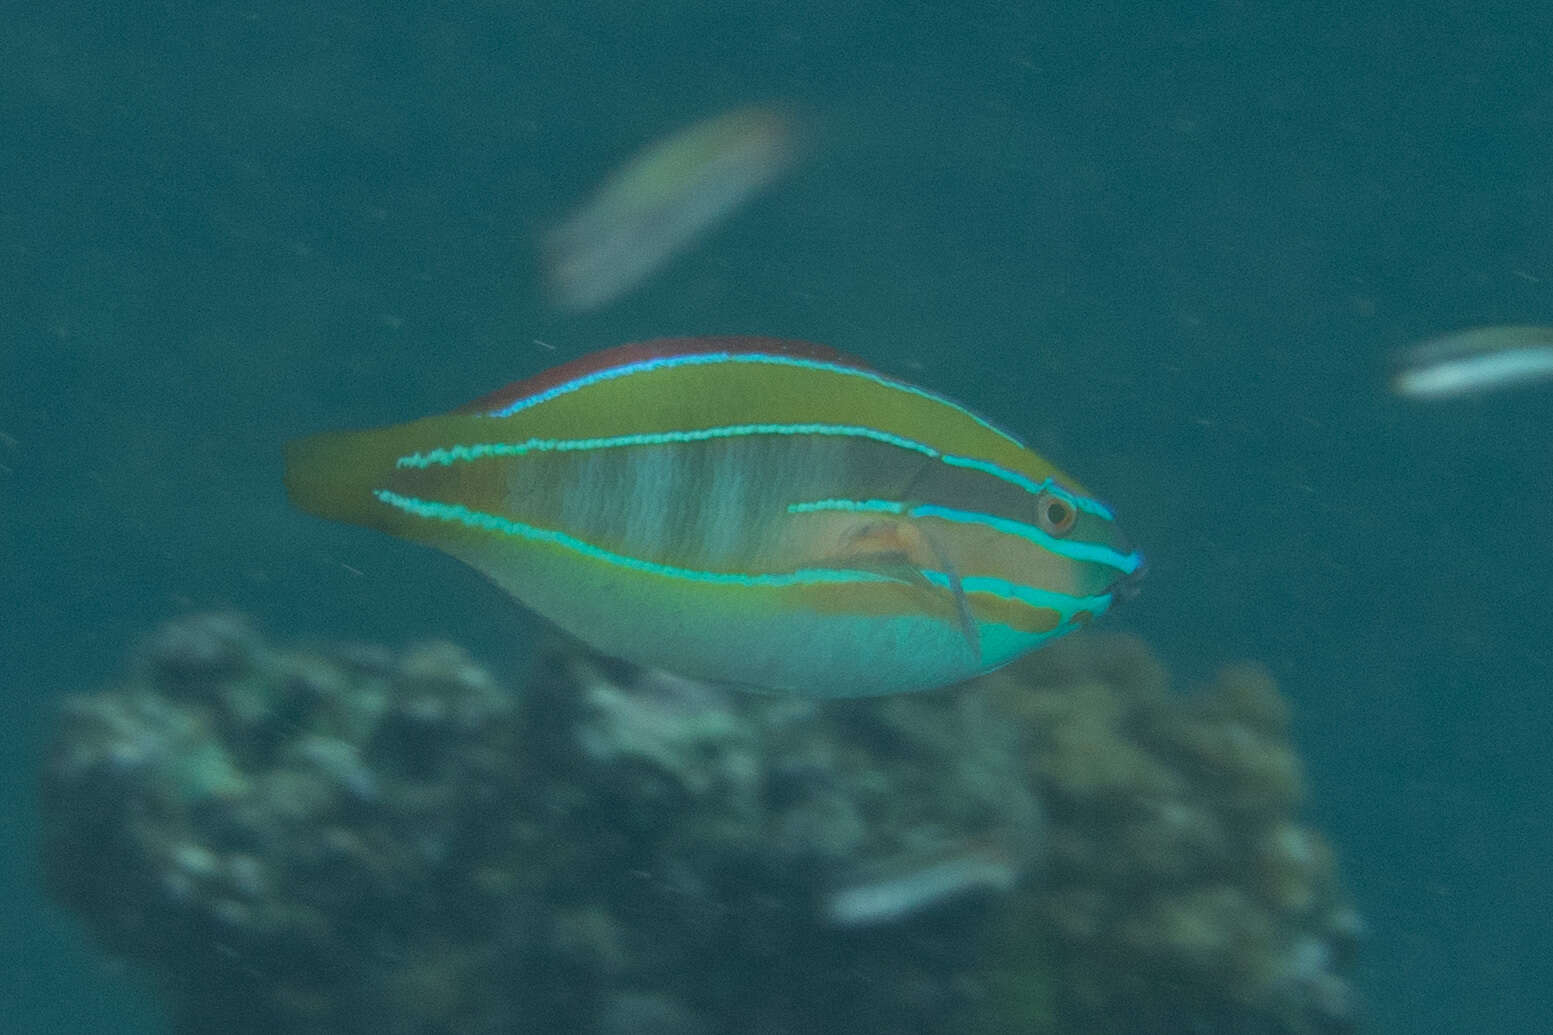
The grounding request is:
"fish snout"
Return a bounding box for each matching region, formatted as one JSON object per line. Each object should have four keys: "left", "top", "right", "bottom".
{"left": 1108, "top": 557, "right": 1148, "bottom": 604}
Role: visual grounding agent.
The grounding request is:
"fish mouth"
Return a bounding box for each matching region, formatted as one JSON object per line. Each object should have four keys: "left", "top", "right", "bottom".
{"left": 1107, "top": 557, "right": 1148, "bottom": 604}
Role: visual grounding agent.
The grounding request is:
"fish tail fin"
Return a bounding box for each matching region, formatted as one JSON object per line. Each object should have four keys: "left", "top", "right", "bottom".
{"left": 284, "top": 427, "right": 402, "bottom": 529}
{"left": 285, "top": 413, "right": 507, "bottom": 538}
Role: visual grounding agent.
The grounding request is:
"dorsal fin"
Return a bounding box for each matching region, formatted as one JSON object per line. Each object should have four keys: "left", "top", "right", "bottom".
{"left": 456, "top": 336, "right": 875, "bottom": 415}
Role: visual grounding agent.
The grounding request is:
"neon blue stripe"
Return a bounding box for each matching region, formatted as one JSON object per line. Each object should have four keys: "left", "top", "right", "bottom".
{"left": 958, "top": 573, "right": 1114, "bottom": 617}
{"left": 483, "top": 348, "right": 1134, "bottom": 513}
{"left": 908, "top": 504, "right": 1144, "bottom": 574}
{"left": 372, "top": 491, "right": 1124, "bottom": 612}
{"left": 918, "top": 569, "right": 1112, "bottom": 618}
{"left": 395, "top": 424, "right": 938, "bottom": 470}
{"left": 487, "top": 351, "right": 1018, "bottom": 445}
{"left": 786, "top": 499, "right": 905, "bottom": 515}
{"left": 374, "top": 490, "right": 902, "bottom": 588}
{"left": 939, "top": 454, "right": 1113, "bottom": 519}
{"left": 478, "top": 348, "right": 1123, "bottom": 520}
{"left": 395, "top": 424, "right": 1117, "bottom": 521}
{"left": 782, "top": 498, "right": 1140, "bottom": 574}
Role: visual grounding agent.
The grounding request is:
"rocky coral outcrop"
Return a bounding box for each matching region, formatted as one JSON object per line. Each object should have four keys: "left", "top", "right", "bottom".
{"left": 40, "top": 616, "right": 1360, "bottom": 1034}
{"left": 978, "top": 635, "right": 1360, "bottom": 1034}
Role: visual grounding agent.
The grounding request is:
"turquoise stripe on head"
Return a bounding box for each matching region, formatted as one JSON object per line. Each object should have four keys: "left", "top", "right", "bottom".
{"left": 907, "top": 503, "right": 1141, "bottom": 574}
{"left": 780, "top": 497, "right": 1142, "bottom": 577}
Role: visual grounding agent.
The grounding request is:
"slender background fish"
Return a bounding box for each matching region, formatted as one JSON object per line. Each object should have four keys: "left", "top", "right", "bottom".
{"left": 822, "top": 841, "right": 1024, "bottom": 928}
{"left": 1390, "top": 324, "right": 1553, "bottom": 399}
{"left": 543, "top": 106, "right": 803, "bottom": 311}
{"left": 285, "top": 337, "right": 1143, "bottom": 696}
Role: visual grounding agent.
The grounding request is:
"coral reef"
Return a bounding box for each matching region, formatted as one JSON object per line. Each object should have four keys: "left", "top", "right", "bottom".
{"left": 40, "top": 616, "right": 1360, "bottom": 1034}
{"left": 40, "top": 614, "right": 528, "bottom": 1033}
{"left": 977, "top": 636, "right": 1360, "bottom": 1034}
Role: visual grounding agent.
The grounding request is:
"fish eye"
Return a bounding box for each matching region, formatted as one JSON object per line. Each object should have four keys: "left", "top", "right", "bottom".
{"left": 1035, "top": 490, "right": 1077, "bottom": 537}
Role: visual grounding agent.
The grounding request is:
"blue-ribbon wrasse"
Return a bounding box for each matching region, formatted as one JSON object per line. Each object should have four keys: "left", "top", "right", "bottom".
{"left": 284, "top": 336, "right": 1145, "bottom": 696}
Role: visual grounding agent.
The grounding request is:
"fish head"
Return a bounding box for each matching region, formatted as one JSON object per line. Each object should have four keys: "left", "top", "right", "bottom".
{"left": 1007, "top": 478, "right": 1145, "bottom": 615}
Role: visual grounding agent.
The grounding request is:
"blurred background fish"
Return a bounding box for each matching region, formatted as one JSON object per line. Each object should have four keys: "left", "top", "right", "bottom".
{"left": 543, "top": 105, "right": 805, "bottom": 311}
{"left": 822, "top": 840, "right": 1025, "bottom": 929}
{"left": 1390, "top": 325, "right": 1553, "bottom": 399}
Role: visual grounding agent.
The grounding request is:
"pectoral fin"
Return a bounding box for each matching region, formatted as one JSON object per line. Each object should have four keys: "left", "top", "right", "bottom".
{"left": 821, "top": 517, "right": 981, "bottom": 661}
{"left": 827, "top": 520, "right": 932, "bottom": 583}
{"left": 835, "top": 548, "right": 935, "bottom": 589}
{"left": 917, "top": 525, "right": 980, "bottom": 661}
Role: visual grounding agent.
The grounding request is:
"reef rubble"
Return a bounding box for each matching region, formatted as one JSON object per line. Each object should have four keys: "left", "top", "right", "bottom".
{"left": 40, "top": 615, "right": 1360, "bottom": 1034}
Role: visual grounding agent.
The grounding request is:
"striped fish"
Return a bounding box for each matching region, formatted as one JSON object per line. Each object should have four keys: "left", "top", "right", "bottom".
{"left": 285, "top": 337, "right": 1144, "bottom": 696}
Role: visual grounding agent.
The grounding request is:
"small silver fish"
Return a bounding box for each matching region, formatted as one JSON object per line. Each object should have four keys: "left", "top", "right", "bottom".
{"left": 1390, "top": 325, "right": 1553, "bottom": 399}
{"left": 821, "top": 842, "right": 1023, "bottom": 928}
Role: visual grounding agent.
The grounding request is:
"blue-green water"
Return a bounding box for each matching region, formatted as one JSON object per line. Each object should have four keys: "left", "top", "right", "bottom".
{"left": 3, "top": 3, "right": 1548, "bottom": 1031}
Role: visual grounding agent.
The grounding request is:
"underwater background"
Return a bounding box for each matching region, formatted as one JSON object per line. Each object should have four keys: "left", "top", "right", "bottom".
{"left": 2, "top": 2, "right": 1548, "bottom": 1032}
